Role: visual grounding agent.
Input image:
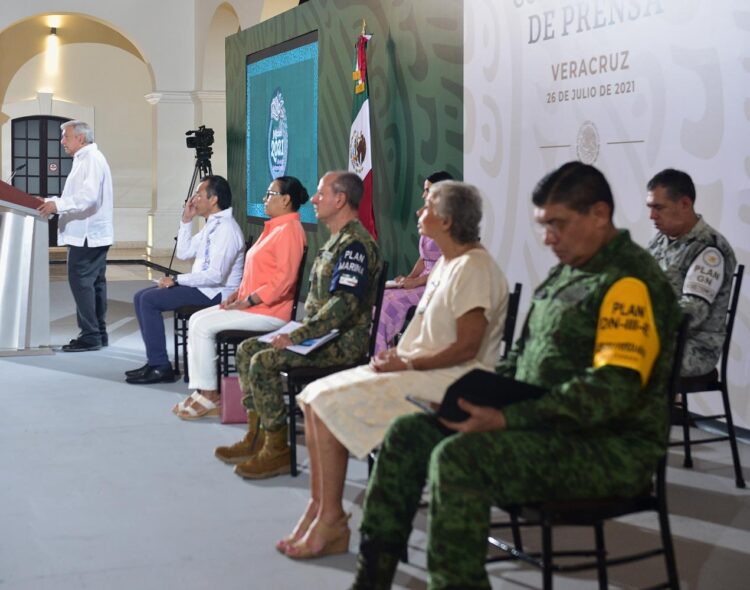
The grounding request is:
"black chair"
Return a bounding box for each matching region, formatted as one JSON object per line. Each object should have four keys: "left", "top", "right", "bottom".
{"left": 173, "top": 304, "right": 211, "bottom": 382}
{"left": 485, "top": 317, "right": 689, "bottom": 590}
{"left": 670, "top": 264, "right": 745, "bottom": 488}
{"left": 501, "top": 282, "right": 523, "bottom": 360}
{"left": 214, "top": 246, "right": 309, "bottom": 387}
{"left": 172, "top": 236, "right": 255, "bottom": 381}
{"left": 280, "top": 261, "right": 389, "bottom": 477}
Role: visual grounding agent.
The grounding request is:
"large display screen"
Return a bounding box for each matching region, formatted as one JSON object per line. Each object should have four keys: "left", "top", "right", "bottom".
{"left": 246, "top": 31, "right": 319, "bottom": 225}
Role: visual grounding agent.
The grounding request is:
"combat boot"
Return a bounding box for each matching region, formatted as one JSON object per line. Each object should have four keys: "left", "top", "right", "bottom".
{"left": 234, "top": 425, "right": 291, "bottom": 479}
{"left": 350, "top": 535, "right": 402, "bottom": 590}
{"left": 214, "top": 411, "right": 265, "bottom": 465}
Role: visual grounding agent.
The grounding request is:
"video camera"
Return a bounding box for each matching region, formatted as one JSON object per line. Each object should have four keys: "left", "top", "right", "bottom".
{"left": 185, "top": 125, "right": 214, "bottom": 163}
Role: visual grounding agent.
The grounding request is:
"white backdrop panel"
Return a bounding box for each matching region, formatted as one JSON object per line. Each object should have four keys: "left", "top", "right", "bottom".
{"left": 465, "top": 0, "right": 750, "bottom": 428}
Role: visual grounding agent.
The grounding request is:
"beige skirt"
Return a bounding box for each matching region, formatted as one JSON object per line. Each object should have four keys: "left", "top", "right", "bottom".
{"left": 297, "top": 360, "right": 486, "bottom": 459}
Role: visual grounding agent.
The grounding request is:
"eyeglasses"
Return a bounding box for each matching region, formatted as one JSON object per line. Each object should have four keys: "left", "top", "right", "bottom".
{"left": 264, "top": 190, "right": 283, "bottom": 200}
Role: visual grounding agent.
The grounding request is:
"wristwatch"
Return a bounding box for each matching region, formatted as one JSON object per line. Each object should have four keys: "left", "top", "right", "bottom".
{"left": 246, "top": 294, "right": 256, "bottom": 306}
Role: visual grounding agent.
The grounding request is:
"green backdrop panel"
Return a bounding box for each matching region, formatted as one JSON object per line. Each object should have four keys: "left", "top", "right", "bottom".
{"left": 226, "top": 0, "right": 463, "bottom": 283}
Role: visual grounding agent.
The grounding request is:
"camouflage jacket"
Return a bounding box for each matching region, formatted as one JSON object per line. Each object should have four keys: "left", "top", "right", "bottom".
{"left": 289, "top": 218, "right": 382, "bottom": 356}
{"left": 648, "top": 216, "right": 736, "bottom": 376}
{"left": 499, "top": 230, "right": 681, "bottom": 450}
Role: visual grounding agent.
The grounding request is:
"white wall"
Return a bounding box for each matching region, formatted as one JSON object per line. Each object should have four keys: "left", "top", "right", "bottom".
{"left": 0, "top": 0, "right": 270, "bottom": 253}
{"left": 197, "top": 3, "right": 242, "bottom": 178}
{"left": 3, "top": 44, "right": 153, "bottom": 245}
{"left": 464, "top": 0, "right": 750, "bottom": 428}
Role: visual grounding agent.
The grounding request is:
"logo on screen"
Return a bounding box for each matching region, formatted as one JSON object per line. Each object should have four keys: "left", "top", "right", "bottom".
{"left": 349, "top": 129, "right": 367, "bottom": 175}
{"left": 268, "top": 88, "right": 288, "bottom": 177}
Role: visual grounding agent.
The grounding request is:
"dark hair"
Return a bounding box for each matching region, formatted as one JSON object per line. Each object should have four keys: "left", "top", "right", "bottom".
{"left": 331, "top": 171, "right": 364, "bottom": 209}
{"left": 426, "top": 170, "right": 454, "bottom": 184}
{"left": 647, "top": 168, "right": 696, "bottom": 203}
{"left": 532, "top": 161, "right": 614, "bottom": 218}
{"left": 431, "top": 180, "right": 482, "bottom": 244}
{"left": 274, "top": 176, "right": 309, "bottom": 211}
{"left": 202, "top": 175, "right": 232, "bottom": 210}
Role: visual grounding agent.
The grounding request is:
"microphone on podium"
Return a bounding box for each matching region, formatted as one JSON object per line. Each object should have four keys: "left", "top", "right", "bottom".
{"left": 6, "top": 163, "right": 26, "bottom": 183}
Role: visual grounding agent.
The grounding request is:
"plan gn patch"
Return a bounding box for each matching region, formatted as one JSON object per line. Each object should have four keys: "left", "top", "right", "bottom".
{"left": 593, "top": 277, "right": 660, "bottom": 386}
{"left": 683, "top": 246, "right": 724, "bottom": 304}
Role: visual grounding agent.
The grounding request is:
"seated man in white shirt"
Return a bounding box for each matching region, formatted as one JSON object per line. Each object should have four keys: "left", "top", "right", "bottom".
{"left": 125, "top": 175, "right": 245, "bottom": 384}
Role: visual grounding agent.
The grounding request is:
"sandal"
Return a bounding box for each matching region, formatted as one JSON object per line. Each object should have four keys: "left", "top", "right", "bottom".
{"left": 284, "top": 514, "right": 351, "bottom": 560}
{"left": 176, "top": 392, "right": 221, "bottom": 421}
{"left": 276, "top": 503, "right": 319, "bottom": 554}
{"left": 172, "top": 391, "right": 199, "bottom": 415}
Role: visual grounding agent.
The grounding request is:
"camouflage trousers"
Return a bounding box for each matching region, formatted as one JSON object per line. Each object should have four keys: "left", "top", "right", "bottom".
{"left": 360, "top": 413, "right": 659, "bottom": 590}
{"left": 236, "top": 335, "right": 367, "bottom": 432}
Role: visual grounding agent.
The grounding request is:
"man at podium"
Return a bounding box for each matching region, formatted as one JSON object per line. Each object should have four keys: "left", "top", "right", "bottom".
{"left": 37, "top": 120, "right": 114, "bottom": 352}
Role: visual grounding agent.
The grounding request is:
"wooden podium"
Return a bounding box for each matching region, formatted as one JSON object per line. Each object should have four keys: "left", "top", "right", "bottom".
{"left": 0, "top": 180, "right": 51, "bottom": 355}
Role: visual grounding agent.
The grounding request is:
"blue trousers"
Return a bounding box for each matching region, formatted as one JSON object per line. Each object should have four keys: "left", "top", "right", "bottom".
{"left": 133, "top": 285, "right": 219, "bottom": 367}
{"left": 67, "top": 244, "right": 110, "bottom": 346}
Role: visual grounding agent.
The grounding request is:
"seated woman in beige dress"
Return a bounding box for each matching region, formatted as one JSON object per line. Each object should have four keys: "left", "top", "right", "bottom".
{"left": 279, "top": 180, "right": 509, "bottom": 559}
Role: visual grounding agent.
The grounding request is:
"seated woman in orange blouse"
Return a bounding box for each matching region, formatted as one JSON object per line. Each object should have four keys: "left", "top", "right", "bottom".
{"left": 174, "top": 176, "right": 308, "bottom": 419}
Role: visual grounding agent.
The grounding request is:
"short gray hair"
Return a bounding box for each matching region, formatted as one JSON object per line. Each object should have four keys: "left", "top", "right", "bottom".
{"left": 330, "top": 171, "right": 364, "bottom": 210}
{"left": 60, "top": 120, "right": 94, "bottom": 144}
{"left": 431, "top": 180, "right": 482, "bottom": 244}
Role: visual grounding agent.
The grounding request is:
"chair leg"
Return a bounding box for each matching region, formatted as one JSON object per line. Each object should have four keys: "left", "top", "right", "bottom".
{"left": 182, "top": 324, "right": 189, "bottom": 383}
{"left": 541, "top": 522, "right": 553, "bottom": 590}
{"left": 510, "top": 511, "right": 524, "bottom": 552}
{"left": 288, "top": 388, "right": 298, "bottom": 477}
{"left": 215, "top": 341, "right": 223, "bottom": 393}
{"left": 593, "top": 522, "right": 608, "bottom": 590}
{"left": 720, "top": 385, "right": 746, "bottom": 488}
{"left": 680, "top": 393, "right": 693, "bottom": 469}
{"left": 173, "top": 314, "right": 181, "bottom": 376}
{"left": 221, "top": 342, "right": 229, "bottom": 377}
{"left": 658, "top": 497, "right": 681, "bottom": 590}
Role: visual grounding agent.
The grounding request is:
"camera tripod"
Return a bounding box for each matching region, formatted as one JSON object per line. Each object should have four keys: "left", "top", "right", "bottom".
{"left": 166, "top": 153, "right": 213, "bottom": 272}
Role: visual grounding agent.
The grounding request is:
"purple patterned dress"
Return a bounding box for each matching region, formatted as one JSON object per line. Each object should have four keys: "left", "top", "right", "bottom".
{"left": 375, "top": 236, "right": 442, "bottom": 353}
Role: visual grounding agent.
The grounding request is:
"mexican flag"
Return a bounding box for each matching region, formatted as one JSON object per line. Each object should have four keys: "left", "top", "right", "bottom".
{"left": 348, "top": 32, "right": 377, "bottom": 239}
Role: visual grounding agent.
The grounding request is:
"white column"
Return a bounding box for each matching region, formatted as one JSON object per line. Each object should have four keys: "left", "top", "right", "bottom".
{"left": 193, "top": 90, "right": 227, "bottom": 177}
{"left": 144, "top": 90, "right": 197, "bottom": 256}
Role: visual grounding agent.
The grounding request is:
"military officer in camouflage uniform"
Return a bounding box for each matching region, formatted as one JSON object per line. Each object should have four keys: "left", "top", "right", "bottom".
{"left": 646, "top": 168, "right": 737, "bottom": 376}
{"left": 351, "top": 162, "right": 681, "bottom": 590}
{"left": 215, "top": 171, "right": 381, "bottom": 479}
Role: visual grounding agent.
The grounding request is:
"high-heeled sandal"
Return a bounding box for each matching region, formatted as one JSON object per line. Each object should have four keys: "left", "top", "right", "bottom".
{"left": 275, "top": 506, "right": 318, "bottom": 554}
{"left": 284, "top": 514, "right": 351, "bottom": 560}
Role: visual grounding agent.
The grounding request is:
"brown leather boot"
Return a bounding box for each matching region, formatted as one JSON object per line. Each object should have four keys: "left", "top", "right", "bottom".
{"left": 214, "top": 411, "right": 265, "bottom": 465}
{"left": 234, "top": 425, "right": 291, "bottom": 479}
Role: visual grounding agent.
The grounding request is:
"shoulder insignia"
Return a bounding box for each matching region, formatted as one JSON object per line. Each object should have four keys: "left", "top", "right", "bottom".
{"left": 683, "top": 246, "right": 724, "bottom": 304}
{"left": 593, "top": 277, "right": 660, "bottom": 386}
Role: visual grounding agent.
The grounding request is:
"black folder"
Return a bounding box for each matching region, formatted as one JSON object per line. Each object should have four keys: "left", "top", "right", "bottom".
{"left": 423, "top": 369, "right": 547, "bottom": 422}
